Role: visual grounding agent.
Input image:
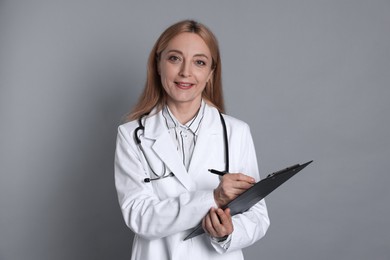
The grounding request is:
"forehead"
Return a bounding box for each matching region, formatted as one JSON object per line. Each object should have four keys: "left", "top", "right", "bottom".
{"left": 163, "top": 32, "right": 211, "bottom": 56}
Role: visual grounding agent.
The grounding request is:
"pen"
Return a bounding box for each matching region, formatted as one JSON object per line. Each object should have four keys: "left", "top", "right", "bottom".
{"left": 208, "top": 169, "right": 227, "bottom": 176}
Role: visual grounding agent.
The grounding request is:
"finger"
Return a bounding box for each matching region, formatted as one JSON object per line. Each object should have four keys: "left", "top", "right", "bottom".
{"left": 216, "top": 208, "right": 229, "bottom": 224}
{"left": 232, "top": 181, "right": 255, "bottom": 191}
{"left": 225, "top": 184, "right": 254, "bottom": 198}
{"left": 226, "top": 173, "right": 255, "bottom": 183}
{"left": 223, "top": 208, "right": 233, "bottom": 227}
{"left": 223, "top": 176, "right": 255, "bottom": 191}
{"left": 215, "top": 208, "right": 233, "bottom": 236}
{"left": 224, "top": 207, "right": 231, "bottom": 217}
{"left": 210, "top": 208, "right": 222, "bottom": 227}
{"left": 210, "top": 208, "right": 226, "bottom": 236}
{"left": 221, "top": 176, "right": 254, "bottom": 191}
{"left": 217, "top": 208, "right": 233, "bottom": 228}
{"left": 205, "top": 209, "right": 219, "bottom": 237}
{"left": 203, "top": 214, "right": 215, "bottom": 235}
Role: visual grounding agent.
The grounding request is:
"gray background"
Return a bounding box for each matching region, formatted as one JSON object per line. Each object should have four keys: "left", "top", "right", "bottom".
{"left": 0, "top": 1, "right": 389, "bottom": 259}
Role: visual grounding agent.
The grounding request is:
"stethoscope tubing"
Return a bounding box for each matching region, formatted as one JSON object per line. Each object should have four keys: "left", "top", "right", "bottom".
{"left": 135, "top": 111, "right": 229, "bottom": 182}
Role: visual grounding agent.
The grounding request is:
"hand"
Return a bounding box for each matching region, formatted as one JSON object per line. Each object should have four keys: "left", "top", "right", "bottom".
{"left": 202, "top": 207, "right": 233, "bottom": 239}
{"left": 214, "top": 173, "right": 255, "bottom": 207}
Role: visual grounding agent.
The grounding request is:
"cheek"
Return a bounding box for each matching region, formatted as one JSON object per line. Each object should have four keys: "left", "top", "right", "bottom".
{"left": 160, "top": 75, "right": 170, "bottom": 92}
{"left": 197, "top": 71, "right": 212, "bottom": 85}
{"left": 159, "top": 69, "right": 171, "bottom": 87}
{"left": 160, "top": 64, "right": 177, "bottom": 81}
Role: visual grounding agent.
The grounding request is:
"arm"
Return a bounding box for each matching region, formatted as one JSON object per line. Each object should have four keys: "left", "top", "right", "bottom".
{"left": 207, "top": 123, "right": 270, "bottom": 253}
{"left": 115, "top": 125, "right": 216, "bottom": 240}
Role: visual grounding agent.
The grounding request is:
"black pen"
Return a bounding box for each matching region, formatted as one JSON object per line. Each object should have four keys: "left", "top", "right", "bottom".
{"left": 208, "top": 169, "right": 227, "bottom": 176}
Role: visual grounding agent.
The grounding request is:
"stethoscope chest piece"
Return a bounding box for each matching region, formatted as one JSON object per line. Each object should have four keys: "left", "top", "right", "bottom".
{"left": 144, "top": 172, "right": 175, "bottom": 183}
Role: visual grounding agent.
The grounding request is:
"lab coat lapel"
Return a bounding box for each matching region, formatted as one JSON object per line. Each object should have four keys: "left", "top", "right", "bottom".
{"left": 143, "top": 110, "right": 193, "bottom": 191}
{"left": 188, "top": 105, "right": 222, "bottom": 177}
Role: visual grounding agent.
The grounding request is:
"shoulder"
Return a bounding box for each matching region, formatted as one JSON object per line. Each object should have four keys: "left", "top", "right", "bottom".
{"left": 117, "top": 106, "right": 163, "bottom": 143}
{"left": 118, "top": 119, "right": 139, "bottom": 135}
{"left": 116, "top": 119, "right": 140, "bottom": 146}
{"left": 118, "top": 105, "right": 160, "bottom": 135}
{"left": 221, "top": 113, "right": 249, "bottom": 129}
{"left": 218, "top": 109, "right": 251, "bottom": 135}
{"left": 204, "top": 103, "right": 251, "bottom": 134}
{"left": 222, "top": 114, "right": 252, "bottom": 141}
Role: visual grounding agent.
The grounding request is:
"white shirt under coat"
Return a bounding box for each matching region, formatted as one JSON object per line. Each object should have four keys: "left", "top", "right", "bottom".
{"left": 162, "top": 101, "right": 205, "bottom": 171}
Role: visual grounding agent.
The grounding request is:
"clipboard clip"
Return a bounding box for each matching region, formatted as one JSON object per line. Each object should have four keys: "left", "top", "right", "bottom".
{"left": 266, "top": 164, "right": 300, "bottom": 179}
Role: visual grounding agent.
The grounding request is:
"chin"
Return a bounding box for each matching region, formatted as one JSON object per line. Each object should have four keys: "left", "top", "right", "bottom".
{"left": 168, "top": 95, "right": 201, "bottom": 105}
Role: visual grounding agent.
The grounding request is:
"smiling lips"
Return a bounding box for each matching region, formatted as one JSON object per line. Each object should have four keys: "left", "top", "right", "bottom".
{"left": 175, "top": 81, "right": 195, "bottom": 90}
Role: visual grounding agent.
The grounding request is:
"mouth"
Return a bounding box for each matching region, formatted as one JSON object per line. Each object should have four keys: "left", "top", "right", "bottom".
{"left": 175, "top": 82, "right": 194, "bottom": 90}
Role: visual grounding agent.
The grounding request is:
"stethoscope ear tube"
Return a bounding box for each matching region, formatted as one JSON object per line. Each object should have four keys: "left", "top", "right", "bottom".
{"left": 219, "top": 112, "right": 229, "bottom": 173}
{"left": 134, "top": 117, "right": 144, "bottom": 145}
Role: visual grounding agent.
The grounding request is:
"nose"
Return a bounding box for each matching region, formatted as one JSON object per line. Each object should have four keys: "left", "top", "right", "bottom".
{"left": 179, "top": 61, "right": 192, "bottom": 77}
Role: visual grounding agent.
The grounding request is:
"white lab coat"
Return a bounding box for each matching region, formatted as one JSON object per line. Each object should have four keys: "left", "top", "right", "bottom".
{"left": 115, "top": 103, "right": 270, "bottom": 260}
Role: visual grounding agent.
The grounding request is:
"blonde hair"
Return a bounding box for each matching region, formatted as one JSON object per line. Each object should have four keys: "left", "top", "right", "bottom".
{"left": 127, "top": 20, "right": 224, "bottom": 121}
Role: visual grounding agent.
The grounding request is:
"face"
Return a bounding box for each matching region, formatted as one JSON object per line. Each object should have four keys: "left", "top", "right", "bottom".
{"left": 158, "top": 32, "right": 214, "bottom": 109}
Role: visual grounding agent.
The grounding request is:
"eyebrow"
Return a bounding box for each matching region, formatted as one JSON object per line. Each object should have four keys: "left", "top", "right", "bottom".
{"left": 166, "top": 49, "right": 210, "bottom": 59}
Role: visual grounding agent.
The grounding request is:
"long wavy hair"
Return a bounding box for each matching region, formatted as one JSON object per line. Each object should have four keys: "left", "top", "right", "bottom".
{"left": 127, "top": 20, "right": 224, "bottom": 121}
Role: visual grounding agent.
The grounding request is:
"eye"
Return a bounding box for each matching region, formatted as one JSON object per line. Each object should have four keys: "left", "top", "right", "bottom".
{"left": 168, "top": 55, "right": 181, "bottom": 63}
{"left": 195, "top": 60, "right": 207, "bottom": 67}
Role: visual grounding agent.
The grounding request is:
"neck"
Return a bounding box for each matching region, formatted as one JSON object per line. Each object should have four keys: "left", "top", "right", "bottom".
{"left": 166, "top": 100, "right": 202, "bottom": 125}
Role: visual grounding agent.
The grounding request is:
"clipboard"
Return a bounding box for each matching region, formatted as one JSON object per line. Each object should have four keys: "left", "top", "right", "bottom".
{"left": 184, "top": 160, "right": 313, "bottom": 240}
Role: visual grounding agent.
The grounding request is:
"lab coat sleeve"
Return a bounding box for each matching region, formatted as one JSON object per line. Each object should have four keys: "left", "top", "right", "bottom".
{"left": 211, "top": 123, "right": 270, "bottom": 253}
{"left": 115, "top": 125, "right": 216, "bottom": 240}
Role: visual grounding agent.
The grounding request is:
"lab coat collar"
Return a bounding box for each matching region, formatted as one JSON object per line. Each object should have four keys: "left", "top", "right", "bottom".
{"left": 162, "top": 100, "right": 206, "bottom": 136}
{"left": 142, "top": 103, "right": 223, "bottom": 190}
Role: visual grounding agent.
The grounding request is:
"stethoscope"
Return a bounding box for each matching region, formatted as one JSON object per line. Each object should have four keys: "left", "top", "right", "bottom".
{"left": 134, "top": 112, "right": 229, "bottom": 183}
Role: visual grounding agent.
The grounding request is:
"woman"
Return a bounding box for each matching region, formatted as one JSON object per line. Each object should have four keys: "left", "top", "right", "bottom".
{"left": 115, "top": 20, "right": 269, "bottom": 260}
